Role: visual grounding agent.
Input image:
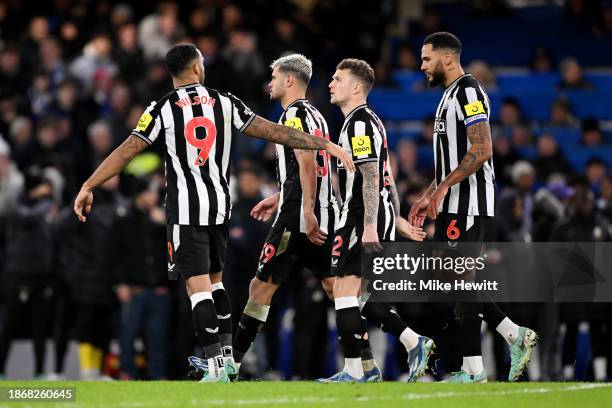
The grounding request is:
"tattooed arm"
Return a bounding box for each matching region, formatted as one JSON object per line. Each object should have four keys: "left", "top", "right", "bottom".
{"left": 360, "top": 162, "right": 379, "bottom": 227}
{"left": 439, "top": 121, "right": 492, "bottom": 188}
{"left": 360, "top": 161, "right": 383, "bottom": 252}
{"left": 74, "top": 135, "right": 149, "bottom": 221}
{"left": 426, "top": 121, "right": 493, "bottom": 219}
{"left": 244, "top": 116, "right": 355, "bottom": 171}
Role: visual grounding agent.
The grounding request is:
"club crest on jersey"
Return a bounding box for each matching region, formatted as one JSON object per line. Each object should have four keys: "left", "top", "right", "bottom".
{"left": 284, "top": 117, "right": 303, "bottom": 131}
{"left": 351, "top": 135, "right": 372, "bottom": 156}
{"left": 434, "top": 118, "right": 446, "bottom": 134}
{"left": 136, "top": 112, "right": 153, "bottom": 132}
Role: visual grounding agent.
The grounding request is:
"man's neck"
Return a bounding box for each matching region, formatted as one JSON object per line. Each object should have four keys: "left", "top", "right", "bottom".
{"left": 173, "top": 76, "right": 200, "bottom": 88}
{"left": 340, "top": 97, "right": 367, "bottom": 117}
{"left": 444, "top": 64, "right": 465, "bottom": 88}
{"left": 280, "top": 90, "right": 307, "bottom": 110}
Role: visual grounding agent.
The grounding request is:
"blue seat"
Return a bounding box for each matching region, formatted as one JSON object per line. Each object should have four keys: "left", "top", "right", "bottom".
{"left": 496, "top": 73, "right": 560, "bottom": 92}
{"left": 583, "top": 74, "right": 612, "bottom": 91}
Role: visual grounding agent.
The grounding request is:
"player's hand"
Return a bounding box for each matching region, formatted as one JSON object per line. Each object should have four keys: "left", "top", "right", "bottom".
{"left": 408, "top": 196, "right": 430, "bottom": 227}
{"left": 395, "top": 217, "right": 427, "bottom": 241}
{"left": 251, "top": 193, "right": 279, "bottom": 222}
{"left": 362, "top": 224, "right": 382, "bottom": 254}
{"left": 427, "top": 182, "right": 449, "bottom": 220}
{"left": 305, "top": 211, "right": 327, "bottom": 246}
{"left": 325, "top": 142, "right": 355, "bottom": 172}
{"left": 74, "top": 187, "right": 93, "bottom": 222}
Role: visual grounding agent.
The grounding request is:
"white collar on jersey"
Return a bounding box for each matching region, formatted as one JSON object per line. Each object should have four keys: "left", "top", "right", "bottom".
{"left": 174, "top": 83, "right": 200, "bottom": 89}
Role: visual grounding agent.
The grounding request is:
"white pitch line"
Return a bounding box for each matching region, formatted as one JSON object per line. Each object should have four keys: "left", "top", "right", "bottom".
{"left": 1, "top": 383, "right": 610, "bottom": 408}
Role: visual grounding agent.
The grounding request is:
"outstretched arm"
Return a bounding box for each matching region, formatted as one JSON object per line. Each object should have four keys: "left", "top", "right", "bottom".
{"left": 244, "top": 116, "right": 355, "bottom": 171}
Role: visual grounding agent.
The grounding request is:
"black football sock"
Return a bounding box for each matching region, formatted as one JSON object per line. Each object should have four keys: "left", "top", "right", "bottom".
{"left": 212, "top": 283, "right": 233, "bottom": 358}
{"left": 232, "top": 301, "right": 269, "bottom": 364}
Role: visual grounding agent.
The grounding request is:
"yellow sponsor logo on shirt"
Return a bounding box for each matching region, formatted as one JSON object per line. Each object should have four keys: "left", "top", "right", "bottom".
{"left": 464, "top": 101, "right": 485, "bottom": 117}
{"left": 136, "top": 112, "right": 153, "bottom": 132}
{"left": 351, "top": 135, "right": 372, "bottom": 156}
{"left": 284, "top": 117, "right": 303, "bottom": 131}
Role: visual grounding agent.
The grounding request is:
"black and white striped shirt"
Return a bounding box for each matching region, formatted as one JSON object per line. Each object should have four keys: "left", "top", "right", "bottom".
{"left": 132, "top": 83, "right": 256, "bottom": 225}
{"left": 274, "top": 99, "right": 338, "bottom": 233}
{"left": 336, "top": 105, "right": 395, "bottom": 240}
{"left": 433, "top": 74, "right": 495, "bottom": 217}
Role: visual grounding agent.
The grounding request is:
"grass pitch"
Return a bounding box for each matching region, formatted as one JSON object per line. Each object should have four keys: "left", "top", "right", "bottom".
{"left": 1, "top": 381, "right": 611, "bottom": 408}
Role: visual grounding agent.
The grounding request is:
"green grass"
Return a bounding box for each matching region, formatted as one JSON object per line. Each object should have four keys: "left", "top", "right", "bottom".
{"left": 1, "top": 381, "right": 611, "bottom": 408}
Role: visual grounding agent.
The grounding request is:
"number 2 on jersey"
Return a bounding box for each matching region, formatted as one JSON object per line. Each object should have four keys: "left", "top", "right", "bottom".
{"left": 184, "top": 117, "right": 216, "bottom": 166}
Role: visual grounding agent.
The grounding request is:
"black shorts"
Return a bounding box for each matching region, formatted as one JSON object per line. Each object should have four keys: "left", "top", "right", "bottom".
{"left": 166, "top": 223, "right": 229, "bottom": 280}
{"left": 255, "top": 215, "right": 334, "bottom": 285}
{"left": 331, "top": 218, "right": 393, "bottom": 278}
{"left": 433, "top": 213, "right": 490, "bottom": 243}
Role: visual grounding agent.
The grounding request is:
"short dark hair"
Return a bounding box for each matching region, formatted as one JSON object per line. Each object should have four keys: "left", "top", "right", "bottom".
{"left": 423, "top": 32, "right": 462, "bottom": 55}
{"left": 336, "top": 58, "right": 375, "bottom": 93}
{"left": 166, "top": 43, "right": 200, "bottom": 77}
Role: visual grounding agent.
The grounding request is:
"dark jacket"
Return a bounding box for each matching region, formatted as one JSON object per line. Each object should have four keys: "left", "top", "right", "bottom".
{"left": 4, "top": 196, "right": 55, "bottom": 282}
{"left": 56, "top": 189, "right": 126, "bottom": 306}
{"left": 109, "top": 203, "right": 168, "bottom": 288}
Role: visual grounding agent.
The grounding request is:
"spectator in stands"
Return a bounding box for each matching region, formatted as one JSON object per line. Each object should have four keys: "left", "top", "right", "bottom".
{"left": 137, "top": 1, "right": 185, "bottom": 60}
{"left": 29, "top": 72, "right": 53, "bottom": 117}
{"left": 493, "top": 133, "right": 520, "bottom": 186}
{"left": 22, "top": 16, "right": 50, "bottom": 71}
{"left": 112, "top": 177, "right": 169, "bottom": 380}
{"left": 497, "top": 161, "right": 536, "bottom": 242}
{"left": 263, "top": 17, "right": 308, "bottom": 62}
{"left": 580, "top": 118, "right": 604, "bottom": 146}
{"left": 585, "top": 157, "right": 607, "bottom": 194}
{"left": 222, "top": 29, "right": 266, "bottom": 112}
{"left": 69, "top": 32, "right": 118, "bottom": 92}
{"left": 0, "top": 138, "right": 23, "bottom": 216}
{"left": 558, "top": 57, "right": 593, "bottom": 90}
{"left": 0, "top": 166, "right": 58, "bottom": 380}
{"left": 597, "top": 173, "right": 612, "bottom": 220}
{"left": 394, "top": 42, "right": 419, "bottom": 72}
{"left": 548, "top": 98, "right": 579, "bottom": 128}
{"left": 551, "top": 185, "right": 611, "bottom": 381}
{"left": 107, "top": 82, "right": 132, "bottom": 143}
{"left": 373, "top": 61, "right": 399, "bottom": 89}
{"left": 87, "top": 120, "right": 114, "bottom": 168}
{"left": 396, "top": 139, "right": 426, "bottom": 186}
{"left": 530, "top": 46, "right": 555, "bottom": 73}
{"left": 534, "top": 133, "right": 573, "bottom": 182}
{"left": 511, "top": 125, "right": 534, "bottom": 148}
{"left": 418, "top": 116, "right": 435, "bottom": 146}
{"left": 467, "top": 60, "right": 497, "bottom": 90}
{"left": 594, "top": 4, "right": 612, "bottom": 37}
{"left": 112, "top": 23, "right": 145, "bottom": 84}
{"left": 195, "top": 34, "right": 234, "bottom": 92}
{"left": 0, "top": 45, "right": 29, "bottom": 95}
{"left": 39, "top": 37, "right": 66, "bottom": 90}
{"left": 55, "top": 175, "right": 126, "bottom": 380}
{"left": 498, "top": 97, "right": 525, "bottom": 128}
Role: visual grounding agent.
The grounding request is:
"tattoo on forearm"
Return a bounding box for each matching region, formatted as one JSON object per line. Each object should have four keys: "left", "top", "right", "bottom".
{"left": 246, "top": 116, "right": 328, "bottom": 150}
{"left": 360, "top": 162, "right": 379, "bottom": 226}
{"left": 443, "top": 121, "right": 492, "bottom": 187}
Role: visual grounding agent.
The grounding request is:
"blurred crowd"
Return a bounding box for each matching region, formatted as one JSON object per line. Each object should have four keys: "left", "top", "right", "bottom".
{"left": 0, "top": 0, "right": 611, "bottom": 381}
